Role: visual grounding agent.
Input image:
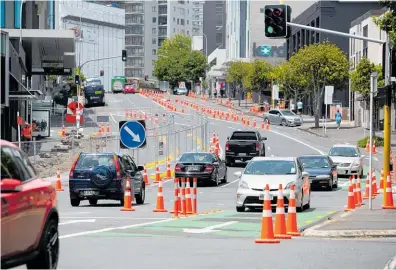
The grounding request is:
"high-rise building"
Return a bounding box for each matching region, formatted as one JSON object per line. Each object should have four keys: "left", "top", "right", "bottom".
{"left": 125, "top": 0, "right": 193, "bottom": 79}
{"left": 192, "top": 0, "right": 204, "bottom": 36}
{"left": 203, "top": 0, "right": 225, "bottom": 56}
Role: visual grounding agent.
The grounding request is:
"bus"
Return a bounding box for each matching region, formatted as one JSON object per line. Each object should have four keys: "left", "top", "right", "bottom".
{"left": 111, "top": 76, "right": 126, "bottom": 93}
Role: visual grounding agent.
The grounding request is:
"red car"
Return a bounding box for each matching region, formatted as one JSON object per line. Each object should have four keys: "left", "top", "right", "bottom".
{"left": 123, "top": 84, "right": 136, "bottom": 94}
{"left": 1, "top": 140, "right": 59, "bottom": 269}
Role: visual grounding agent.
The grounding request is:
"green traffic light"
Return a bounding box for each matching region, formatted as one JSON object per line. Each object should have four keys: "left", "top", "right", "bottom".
{"left": 267, "top": 26, "right": 274, "bottom": 34}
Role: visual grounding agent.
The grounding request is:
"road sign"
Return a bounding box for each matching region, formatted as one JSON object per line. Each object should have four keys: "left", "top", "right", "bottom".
{"left": 178, "top": 82, "right": 186, "bottom": 88}
{"left": 119, "top": 120, "right": 147, "bottom": 149}
{"left": 325, "top": 86, "right": 334, "bottom": 105}
{"left": 65, "top": 101, "right": 84, "bottom": 124}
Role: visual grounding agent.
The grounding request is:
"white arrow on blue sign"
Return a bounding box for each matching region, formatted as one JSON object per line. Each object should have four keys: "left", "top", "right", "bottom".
{"left": 119, "top": 121, "right": 146, "bottom": 149}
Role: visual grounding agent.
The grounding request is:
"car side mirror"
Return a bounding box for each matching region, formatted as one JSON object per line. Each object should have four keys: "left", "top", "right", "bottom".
{"left": 234, "top": 171, "right": 242, "bottom": 178}
{"left": 262, "top": 137, "right": 267, "bottom": 141}
{"left": 213, "top": 161, "right": 220, "bottom": 166}
{"left": 302, "top": 172, "right": 309, "bottom": 178}
{"left": 227, "top": 137, "right": 230, "bottom": 140}
{"left": 332, "top": 164, "right": 337, "bottom": 169}
{"left": 137, "top": 165, "right": 144, "bottom": 171}
{"left": 0, "top": 178, "right": 22, "bottom": 192}
{"left": 361, "top": 155, "right": 365, "bottom": 159}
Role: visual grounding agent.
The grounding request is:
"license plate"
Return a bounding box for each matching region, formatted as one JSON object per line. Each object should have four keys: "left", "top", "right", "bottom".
{"left": 259, "top": 193, "right": 273, "bottom": 200}
{"left": 320, "top": 180, "right": 329, "bottom": 184}
{"left": 239, "top": 153, "right": 247, "bottom": 156}
{"left": 95, "top": 90, "right": 102, "bottom": 94}
{"left": 338, "top": 170, "right": 345, "bottom": 174}
{"left": 188, "top": 166, "right": 200, "bottom": 171}
{"left": 82, "top": 191, "right": 98, "bottom": 196}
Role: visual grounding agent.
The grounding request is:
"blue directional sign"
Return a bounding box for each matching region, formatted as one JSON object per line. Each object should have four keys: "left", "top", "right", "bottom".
{"left": 119, "top": 121, "right": 146, "bottom": 149}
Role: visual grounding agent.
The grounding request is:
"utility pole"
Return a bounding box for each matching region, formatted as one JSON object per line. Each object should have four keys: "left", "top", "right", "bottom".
{"left": 383, "top": 33, "right": 391, "bottom": 198}
{"left": 369, "top": 72, "right": 377, "bottom": 210}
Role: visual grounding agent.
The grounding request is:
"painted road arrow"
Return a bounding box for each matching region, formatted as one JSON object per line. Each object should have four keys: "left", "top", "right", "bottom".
{"left": 59, "top": 219, "right": 96, "bottom": 225}
{"left": 183, "top": 221, "right": 238, "bottom": 234}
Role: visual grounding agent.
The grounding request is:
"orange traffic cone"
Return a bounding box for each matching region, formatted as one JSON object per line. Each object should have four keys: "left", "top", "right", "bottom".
{"left": 274, "top": 184, "right": 292, "bottom": 239}
{"left": 286, "top": 185, "right": 301, "bottom": 236}
{"left": 372, "top": 141, "right": 377, "bottom": 154}
{"left": 121, "top": 178, "right": 135, "bottom": 211}
{"left": 61, "top": 125, "right": 66, "bottom": 137}
{"left": 372, "top": 169, "right": 379, "bottom": 195}
{"left": 185, "top": 179, "right": 193, "bottom": 214}
{"left": 356, "top": 175, "right": 364, "bottom": 206}
{"left": 172, "top": 178, "right": 180, "bottom": 219}
{"left": 55, "top": 168, "right": 64, "bottom": 191}
{"left": 255, "top": 184, "right": 280, "bottom": 244}
{"left": 143, "top": 165, "right": 150, "bottom": 186}
{"left": 345, "top": 178, "right": 356, "bottom": 212}
{"left": 380, "top": 168, "right": 385, "bottom": 189}
{"left": 106, "top": 123, "right": 110, "bottom": 134}
{"left": 352, "top": 176, "right": 360, "bottom": 207}
{"left": 382, "top": 173, "right": 396, "bottom": 209}
{"left": 265, "top": 122, "right": 271, "bottom": 131}
{"left": 153, "top": 178, "right": 167, "bottom": 212}
{"left": 154, "top": 164, "right": 160, "bottom": 183}
{"left": 363, "top": 171, "right": 375, "bottom": 200}
{"left": 166, "top": 159, "right": 172, "bottom": 178}
{"left": 365, "top": 138, "right": 370, "bottom": 152}
{"left": 192, "top": 178, "right": 198, "bottom": 215}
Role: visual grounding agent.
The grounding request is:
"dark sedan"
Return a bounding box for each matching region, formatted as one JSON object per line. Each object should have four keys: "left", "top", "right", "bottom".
{"left": 174, "top": 152, "right": 227, "bottom": 186}
{"left": 299, "top": 155, "right": 338, "bottom": 191}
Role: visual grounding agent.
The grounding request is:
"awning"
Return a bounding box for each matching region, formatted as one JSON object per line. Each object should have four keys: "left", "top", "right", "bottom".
{"left": 2, "top": 29, "right": 76, "bottom": 75}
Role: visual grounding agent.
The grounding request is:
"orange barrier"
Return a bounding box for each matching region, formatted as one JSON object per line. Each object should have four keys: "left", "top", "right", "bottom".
{"left": 382, "top": 173, "right": 396, "bottom": 209}
{"left": 121, "top": 178, "right": 135, "bottom": 211}
{"left": 286, "top": 185, "right": 301, "bottom": 236}
{"left": 61, "top": 125, "right": 66, "bottom": 137}
{"left": 55, "top": 168, "right": 64, "bottom": 191}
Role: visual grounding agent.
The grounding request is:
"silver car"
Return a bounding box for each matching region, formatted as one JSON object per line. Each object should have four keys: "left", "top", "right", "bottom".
{"left": 263, "top": 109, "right": 303, "bottom": 126}
{"left": 234, "top": 157, "right": 311, "bottom": 212}
{"left": 173, "top": 87, "right": 188, "bottom": 95}
{"left": 328, "top": 144, "right": 365, "bottom": 177}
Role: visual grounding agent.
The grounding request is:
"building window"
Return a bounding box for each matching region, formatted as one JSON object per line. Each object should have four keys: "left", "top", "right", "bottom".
{"left": 177, "top": 18, "right": 179, "bottom": 24}
{"left": 152, "top": 6, "right": 156, "bottom": 12}
{"left": 152, "top": 28, "right": 156, "bottom": 34}
{"left": 187, "top": 20, "right": 189, "bottom": 25}
{"left": 363, "top": 25, "right": 368, "bottom": 57}
{"left": 216, "top": 33, "right": 222, "bottom": 44}
{"left": 153, "top": 17, "right": 157, "bottom": 23}
{"left": 152, "top": 38, "right": 156, "bottom": 44}
{"left": 181, "top": 19, "right": 185, "bottom": 25}
{"left": 152, "top": 60, "right": 156, "bottom": 66}
{"left": 152, "top": 49, "right": 157, "bottom": 55}
{"left": 216, "top": 13, "right": 223, "bottom": 26}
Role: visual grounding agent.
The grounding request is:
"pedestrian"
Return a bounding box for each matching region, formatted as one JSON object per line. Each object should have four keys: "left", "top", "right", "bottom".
{"left": 213, "top": 87, "right": 217, "bottom": 98}
{"left": 21, "top": 122, "right": 32, "bottom": 153}
{"left": 335, "top": 109, "right": 342, "bottom": 129}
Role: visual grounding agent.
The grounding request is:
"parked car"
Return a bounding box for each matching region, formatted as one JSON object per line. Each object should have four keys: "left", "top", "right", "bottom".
{"left": 234, "top": 156, "right": 311, "bottom": 212}
{"left": 69, "top": 152, "right": 145, "bottom": 206}
{"left": 225, "top": 131, "right": 266, "bottom": 166}
{"left": 173, "top": 87, "right": 188, "bottom": 95}
{"left": 263, "top": 109, "right": 303, "bottom": 126}
{"left": 83, "top": 78, "right": 105, "bottom": 107}
{"left": 123, "top": 84, "right": 136, "bottom": 94}
{"left": 299, "top": 155, "right": 338, "bottom": 191}
{"left": 1, "top": 140, "right": 59, "bottom": 269}
{"left": 328, "top": 144, "right": 364, "bottom": 177}
{"left": 174, "top": 152, "right": 227, "bottom": 186}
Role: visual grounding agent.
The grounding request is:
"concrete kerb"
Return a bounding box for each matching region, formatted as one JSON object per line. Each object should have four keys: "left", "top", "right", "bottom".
{"left": 384, "top": 254, "right": 396, "bottom": 270}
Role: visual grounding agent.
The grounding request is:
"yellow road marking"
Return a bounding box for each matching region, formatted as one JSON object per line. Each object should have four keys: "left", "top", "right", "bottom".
{"left": 315, "top": 216, "right": 324, "bottom": 219}
{"left": 327, "top": 211, "right": 336, "bottom": 215}
{"left": 304, "top": 220, "right": 313, "bottom": 224}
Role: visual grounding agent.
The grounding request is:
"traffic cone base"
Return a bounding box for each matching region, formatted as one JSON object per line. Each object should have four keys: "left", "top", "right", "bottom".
{"left": 382, "top": 205, "right": 396, "bottom": 209}
{"left": 255, "top": 238, "right": 280, "bottom": 244}
{"left": 153, "top": 209, "right": 168, "bottom": 212}
{"left": 287, "top": 231, "right": 301, "bottom": 236}
{"left": 121, "top": 207, "right": 135, "bottom": 212}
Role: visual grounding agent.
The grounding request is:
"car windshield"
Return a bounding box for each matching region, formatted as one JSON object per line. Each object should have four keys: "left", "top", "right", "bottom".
{"left": 230, "top": 132, "right": 257, "bottom": 140}
{"left": 86, "top": 80, "right": 101, "bottom": 86}
{"left": 179, "top": 153, "right": 213, "bottom": 163}
{"left": 76, "top": 154, "right": 116, "bottom": 169}
{"left": 329, "top": 147, "right": 359, "bottom": 157}
{"left": 244, "top": 160, "right": 296, "bottom": 175}
{"left": 300, "top": 157, "right": 330, "bottom": 169}
{"left": 280, "top": 110, "right": 295, "bottom": 116}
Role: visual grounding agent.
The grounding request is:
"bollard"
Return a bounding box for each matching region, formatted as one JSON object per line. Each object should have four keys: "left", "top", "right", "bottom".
{"left": 192, "top": 178, "right": 198, "bottom": 215}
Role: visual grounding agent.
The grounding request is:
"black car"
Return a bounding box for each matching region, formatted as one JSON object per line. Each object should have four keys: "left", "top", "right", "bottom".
{"left": 69, "top": 152, "right": 145, "bottom": 206}
{"left": 83, "top": 79, "right": 105, "bottom": 107}
{"left": 299, "top": 155, "right": 338, "bottom": 191}
{"left": 174, "top": 152, "right": 227, "bottom": 186}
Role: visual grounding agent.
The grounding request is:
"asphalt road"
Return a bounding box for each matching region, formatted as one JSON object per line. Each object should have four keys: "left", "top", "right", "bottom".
{"left": 29, "top": 93, "right": 395, "bottom": 269}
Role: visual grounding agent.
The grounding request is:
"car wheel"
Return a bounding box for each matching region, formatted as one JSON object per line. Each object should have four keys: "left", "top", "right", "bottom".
{"left": 89, "top": 198, "right": 98, "bottom": 205}
{"left": 70, "top": 198, "right": 80, "bottom": 207}
{"left": 26, "top": 218, "right": 59, "bottom": 269}
{"left": 214, "top": 172, "right": 220, "bottom": 186}
{"left": 221, "top": 169, "right": 228, "bottom": 183}
{"left": 236, "top": 206, "right": 245, "bottom": 212}
{"left": 297, "top": 191, "right": 304, "bottom": 212}
{"left": 327, "top": 178, "right": 333, "bottom": 191}
{"left": 304, "top": 192, "right": 311, "bottom": 210}
{"left": 333, "top": 178, "right": 338, "bottom": 188}
{"left": 360, "top": 167, "right": 364, "bottom": 178}
{"left": 120, "top": 199, "right": 124, "bottom": 206}
{"left": 135, "top": 186, "right": 145, "bottom": 205}
{"left": 264, "top": 118, "right": 270, "bottom": 124}
{"left": 281, "top": 119, "right": 288, "bottom": 126}
{"left": 226, "top": 158, "right": 233, "bottom": 167}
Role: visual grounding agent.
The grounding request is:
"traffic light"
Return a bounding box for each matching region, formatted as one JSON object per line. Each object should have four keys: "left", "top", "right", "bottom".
{"left": 391, "top": 48, "right": 396, "bottom": 78}
{"left": 122, "top": 50, "right": 127, "bottom": 62}
{"left": 75, "top": 74, "right": 80, "bottom": 85}
{"left": 100, "top": 69, "right": 104, "bottom": 76}
{"left": 264, "top": 5, "right": 291, "bottom": 39}
{"left": 144, "top": 75, "right": 148, "bottom": 81}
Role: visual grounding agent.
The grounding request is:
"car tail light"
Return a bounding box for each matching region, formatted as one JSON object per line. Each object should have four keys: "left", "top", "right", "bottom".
{"left": 204, "top": 165, "right": 214, "bottom": 172}
{"left": 69, "top": 154, "right": 80, "bottom": 178}
{"left": 114, "top": 154, "right": 121, "bottom": 178}
{"left": 225, "top": 142, "right": 229, "bottom": 151}
{"left": 256, "top": 143, "right": 260, "bottom": 151}
{"left": 175, "top": 164, "right": 182, "bottom": 172}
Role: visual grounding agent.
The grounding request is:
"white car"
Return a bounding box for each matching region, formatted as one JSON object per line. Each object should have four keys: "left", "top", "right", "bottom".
{"left": 328, "top": 144, "right": 365, "bottom": 177}
{"left": 234, "top": 157, "right": 311, "bottom": 212}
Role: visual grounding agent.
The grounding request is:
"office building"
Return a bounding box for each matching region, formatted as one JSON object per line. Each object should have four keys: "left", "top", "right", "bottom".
{"left": 125, "top": 0, "right": 193, "bottom": 79}
{"left": 192, "top": 0, "right": 204, "bottom": 36}
{"left": 59, "top": 0, "right": 125, "bottom": 92}
{"left": 203, "top": 0, "right": 225, "bottom": 57}
{"left": 1, "top": 1, "right": 75, "bottom": 142}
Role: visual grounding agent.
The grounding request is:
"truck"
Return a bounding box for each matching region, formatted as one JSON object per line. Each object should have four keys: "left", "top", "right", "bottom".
{"left": 225, "top": 131, "right": 267, "bottom": 166}
{"left": 111, "top": 76, "right": 126, "bottom": 93}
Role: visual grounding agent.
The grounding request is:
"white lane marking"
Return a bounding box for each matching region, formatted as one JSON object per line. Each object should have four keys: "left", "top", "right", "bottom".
{"left": 228, "top": 126, "right": 236, "bottom": 130}
{"left": 109, "top": 113, "right": 117, "bottom": 124}
{"left": 60, "top": 217, "right": 169, "bottom": 220}
{"left": 269, "top": 129, "right": 325, "bottom": 154}
{"left": 59, "top": 219, "right": 96, "bottom": 225}
{"left": 267, "top": 146, "right": 271, "bottom": 151}
{"left": 183, "top": 221, "right": 238, "bottom": 234}
{"left": 59, "top": 218, "right": 174, "bottom": 239}
{"left": 221, "top": 178, "right": 239, "bottom": 188}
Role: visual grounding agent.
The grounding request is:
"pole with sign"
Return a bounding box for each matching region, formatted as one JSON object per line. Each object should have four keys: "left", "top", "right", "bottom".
{"left": 324, "top": 86, "right": 334, "bottom": 135}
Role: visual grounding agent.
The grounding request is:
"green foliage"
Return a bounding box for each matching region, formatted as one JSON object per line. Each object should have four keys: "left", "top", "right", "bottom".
{"left": 225, "top": 61, "right": 252, "bottom": 90}
{"left": 357, "top": 136, "right": 384, "bottom": 148}
{"left": 350, "top": 57, "right": 384, "bottom": 99}
{"left": 288, "top": 41, "right": 349, "bottom": 127}
{"left": 67, "top": 67, "right": 86, "bottom": 82}
{"left": 245, "top": 60, "right": 273, "bottom": 92}
{"left": 201, "top": 80, "right": 208, "bottom": 89}
{"left": 373, "top": 2, "right": 396, "bottom": 44}
{"left": 54, "top": 68, "right": 86, "bottom": 107}
{"left": 153, "top": 34, "right": 207, "bottom": 88}
{"left": 274, "top": 61, "right": 308, "bottom": 100}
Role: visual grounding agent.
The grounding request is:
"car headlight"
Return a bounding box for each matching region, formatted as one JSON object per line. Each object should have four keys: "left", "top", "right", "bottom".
{"left": 352, "top": 160, "right": 360, "bottom": 167}
{"left": 238, "top": 180, "right": 249, "bottom": 189}
{"left": 285, "top": 181, "right": 295, "bottom": 189}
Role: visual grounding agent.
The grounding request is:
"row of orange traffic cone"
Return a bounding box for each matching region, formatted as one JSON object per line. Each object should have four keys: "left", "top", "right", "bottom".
{"left": 98, "top": 123, "right": 111, "bottom": 135}
{"left": 365, "top": 139, "right": 377, "bottom": 154}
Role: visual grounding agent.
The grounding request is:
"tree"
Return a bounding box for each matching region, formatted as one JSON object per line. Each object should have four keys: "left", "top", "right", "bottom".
{"left": 245, "top": 60, "right": 273, "bottom": 93}
{"left": 153, "top": 34, "right": 207, "bottom": 88}
{"left": 225, "top": 61, "right": 251, "bottom": 102}
{"left": 54, "top": 68, "right": 86, "bottom": 107}
{"left": 350, "top": 57, "right": 384, "bottom": 100}
{"left": 288, "top": 41, "right": 349, "bottom": 127}
{"left": 373, "top": 1, "right": 396, "bottom": 44}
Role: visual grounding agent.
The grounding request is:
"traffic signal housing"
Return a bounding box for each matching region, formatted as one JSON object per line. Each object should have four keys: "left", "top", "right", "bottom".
{"left": 122, "top": 50, "right": 127, "bottom": 62}
{"left": 100, "top": 69, "right": 104, "bottom": 76}
{"left": 264, "top": 5, "right": 291, "bottom": 39}
{"left": 75, "top": 74, "right": 80, "bottom": 85}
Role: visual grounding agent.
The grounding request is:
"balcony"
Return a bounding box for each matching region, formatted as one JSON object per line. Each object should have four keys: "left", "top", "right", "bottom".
{"left": 158, "top": 18, "right": 167, "bottom": 26}
{"left": 158, "top": 0, "right": 167, "bottom": 5}
{"left": 158, "top": 29, "right": 167, "bottom": 37}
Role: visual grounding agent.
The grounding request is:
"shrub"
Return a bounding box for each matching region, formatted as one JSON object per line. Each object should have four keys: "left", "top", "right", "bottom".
{"left": 357, "top": 136, "right": 384, "bottom": 148}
